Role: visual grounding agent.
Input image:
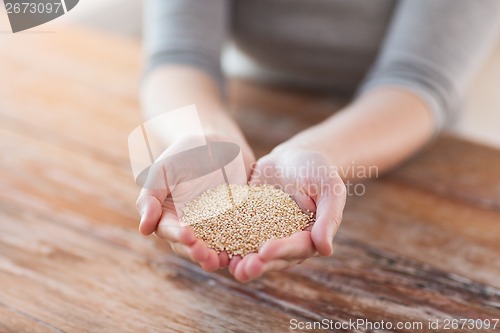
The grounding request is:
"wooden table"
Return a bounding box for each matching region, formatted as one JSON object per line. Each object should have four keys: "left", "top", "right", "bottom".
{"left": 0, "top": 25, "right": 499, "bottom": 333}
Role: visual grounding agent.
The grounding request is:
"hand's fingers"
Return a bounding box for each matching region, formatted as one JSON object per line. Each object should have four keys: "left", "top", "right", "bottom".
{"left": 291, "top": 191, "right": 316, "bottom": 215}
{"left": 171, "top": 240, "right": 221, "bottom": 272}
{"left": 136, "top": 188, "right": 168, "bottom": 235}
{"left": 241, "top": 148, "right": 257, "bottom": 180}
{"left": 228, "top": 255, "right": 242, "bottom": 275}
{"left": 200, "top": 249, "right": 220, "bottom": 272}
{"left": 136, "top": 160, "right": 172, "bottom": 235}
{"left": 155, "top": 209, "right": 196, "bottom": 245}
{"left": 171, "top": 239, "right": 210, "bottom": 263}
{"left": 190, "top": 240, "right": 211, "bottom": 262}
{"left": 233, "top": 257, "right": 251, "bottom": 283}
{"left": 239, "top": 253, "right": 266, "bottom": 280}
{"left": 248, "top": 157, "right": 273, "bottom": 186}
{"left": 262, "top": 259, "right": 299, "bottom": 273}
{"left": 170, "top": 242, "right": 193, "bottom": 261}
{"left": 218, "top": 251, "right": 230, "bottom": 269}
{"left": 258, "top": 231, "right": 316, "bottom": 261}
{"left": 248, "top": 175, "right": 262, "bottom": 186}
{"left": 311, "top": 179, "right": 346, "bottom": 256}
{"left": 236, "top": 258, "right": 300, "bottom": 282}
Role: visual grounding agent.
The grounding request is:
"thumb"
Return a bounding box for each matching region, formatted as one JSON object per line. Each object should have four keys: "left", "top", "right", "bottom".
{"left": 311, "top": 180, "right": 346, "bottom": 256}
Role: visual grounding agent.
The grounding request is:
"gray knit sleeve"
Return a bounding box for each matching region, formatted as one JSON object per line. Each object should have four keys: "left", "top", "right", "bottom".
{"left": 358, "top": 0, "right": 500, "bottom": 133}
{"left": 143, "top": 0, "right": 228, "bottom": 91}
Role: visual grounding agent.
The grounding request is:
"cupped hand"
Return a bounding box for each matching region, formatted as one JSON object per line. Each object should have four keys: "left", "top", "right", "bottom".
{"left": 229, "top": 148, "right": 346, "bottom": 282}
{"left": 136, "top": 134, "right": 255, "bottom": 272}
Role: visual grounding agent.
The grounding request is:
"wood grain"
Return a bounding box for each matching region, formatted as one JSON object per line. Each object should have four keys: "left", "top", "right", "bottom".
{"left": 0, "top": 24, "right": 499, "bottom": 333}
{"left": 0, "top": 303, "right": 61, "bottom": 333}
{"left": 0, "top": 206, "right": 298, "bottom": 333}
{"left": 388, "top": 136, "right": 500, "bottom": 210}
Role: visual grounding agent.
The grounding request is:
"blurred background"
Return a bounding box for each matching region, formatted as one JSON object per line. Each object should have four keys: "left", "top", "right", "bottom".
{"left": 1, "top": 0, "right": 499, "bottom": 148}
{"left": 67, "top": 0, "right": 500, "bottom": 148}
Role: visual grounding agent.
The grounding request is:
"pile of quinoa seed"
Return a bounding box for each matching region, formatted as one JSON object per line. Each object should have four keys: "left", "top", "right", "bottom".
{"left": 180, "top": 184, "right": 314, "bottom": 258}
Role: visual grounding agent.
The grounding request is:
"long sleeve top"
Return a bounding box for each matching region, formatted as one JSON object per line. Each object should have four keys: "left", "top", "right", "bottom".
{"left": 144, "top": 0, "right": 500, "bottom": 133}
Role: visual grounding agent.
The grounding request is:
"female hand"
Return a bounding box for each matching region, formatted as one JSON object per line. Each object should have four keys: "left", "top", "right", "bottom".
{"left": 136, "top": 134, "right": 255, "bottom": 272}
{"left": 229, "top": 148, "right": 346, "bottom": 282}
